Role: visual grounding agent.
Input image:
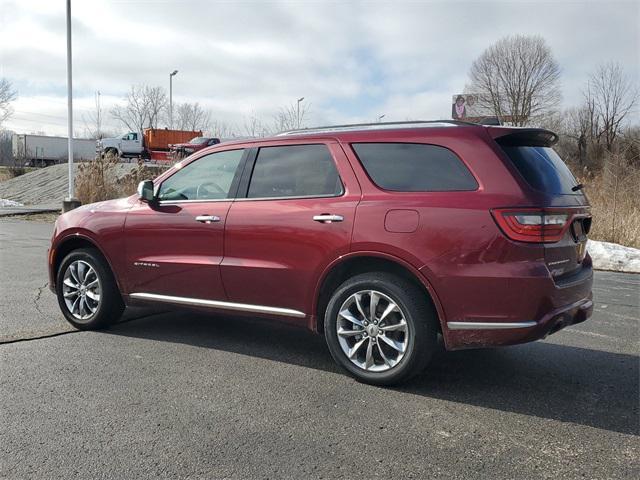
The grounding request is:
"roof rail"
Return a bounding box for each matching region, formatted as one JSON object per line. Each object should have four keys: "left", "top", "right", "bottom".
{"left": 276, "top": 120, "right": 480, "bottom": 136}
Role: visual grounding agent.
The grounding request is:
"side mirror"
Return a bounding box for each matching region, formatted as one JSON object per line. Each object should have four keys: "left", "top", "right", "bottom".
{"left": 137, "top": 180, "right": 155, "bottom": 203}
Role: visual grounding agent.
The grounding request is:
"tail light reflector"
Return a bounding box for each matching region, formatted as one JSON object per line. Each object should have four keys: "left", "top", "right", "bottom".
{"left": 491, "top": 209, "right": 570, "bottom": 243}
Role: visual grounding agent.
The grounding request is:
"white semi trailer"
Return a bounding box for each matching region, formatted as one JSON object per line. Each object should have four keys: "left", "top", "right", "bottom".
{"left": 12, "top": 134, "right": 96, "bottom": 167}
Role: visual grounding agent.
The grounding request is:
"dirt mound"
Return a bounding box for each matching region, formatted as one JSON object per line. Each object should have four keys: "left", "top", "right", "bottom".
{"left": 0, "top": 163, "right": 137, "bottom": 206}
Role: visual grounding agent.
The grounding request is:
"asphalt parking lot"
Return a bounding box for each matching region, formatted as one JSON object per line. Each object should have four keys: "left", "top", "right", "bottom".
{"left": 1, "top": 218, "right": 638, "bottom": 479}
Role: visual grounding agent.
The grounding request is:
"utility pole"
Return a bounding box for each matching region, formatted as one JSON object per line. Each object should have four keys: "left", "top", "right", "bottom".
{"left": 169, "top": 70, "right": 178, "bottom": 129}
{"left": 95, "top": 90, "right": 101, "bottom": 139}
{"left": 63, "top": 0, "right": 80, "bottom": 212}
{"left": 296, "top": 97, "right": 304, "bottom": 129}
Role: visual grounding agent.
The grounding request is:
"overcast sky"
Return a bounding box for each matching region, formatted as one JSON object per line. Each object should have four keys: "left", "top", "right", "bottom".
{"left": 1, "top": 0, "right": 638, "bottom": 136}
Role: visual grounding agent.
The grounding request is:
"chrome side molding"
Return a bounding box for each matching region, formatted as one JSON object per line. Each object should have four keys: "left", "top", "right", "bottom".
{"left": 129, "top": 292, "right": 306, "bottom": 318}
{"left": 447, "top": 321, "right": 537, "bottom": 330}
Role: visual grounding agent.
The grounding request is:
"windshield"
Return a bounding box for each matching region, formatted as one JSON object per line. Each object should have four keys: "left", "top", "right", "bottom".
{"left": 500, "top": 146, "right": 580, "bottom": 195}
{"left": 188, "top": 137, "right": 209, "bottom": 145}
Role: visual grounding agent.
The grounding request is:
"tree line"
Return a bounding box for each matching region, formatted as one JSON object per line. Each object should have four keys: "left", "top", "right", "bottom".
{"left": 466, "top": 34, "right": 638, "bottom": 172}
{"left": 83, "top": 84, "right": 311, "bottom": 140}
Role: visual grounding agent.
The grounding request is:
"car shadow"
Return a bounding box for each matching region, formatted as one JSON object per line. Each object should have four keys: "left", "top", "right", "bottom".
{"left": 107, "top": 310, "right": 639, "bottom": 436}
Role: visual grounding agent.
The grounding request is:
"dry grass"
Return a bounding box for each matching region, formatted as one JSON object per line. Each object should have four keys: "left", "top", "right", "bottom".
{"left": 75, "top": 155, "right": 120, "bottom": 204}
{"left": 0, "top": 165, "right": 33, "bottom": 182}
{"left": 575, "top": 154, "right": 640, "bottom": 249}
{"left": 75, "top": 154, "right": 169, "bottom": 205}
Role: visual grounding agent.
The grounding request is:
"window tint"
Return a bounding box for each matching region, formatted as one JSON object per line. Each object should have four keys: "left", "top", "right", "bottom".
{"left": 500, "top": 146, "right": 580, "bottom": 195}
{"left": 247, "top": 145, "right": 343, "bottom": 198}
{"left": 351, "top": 143, "right": 477, "bottom": 191}
{"left": 158, "top": 149, "right": 244, "bottom": 201}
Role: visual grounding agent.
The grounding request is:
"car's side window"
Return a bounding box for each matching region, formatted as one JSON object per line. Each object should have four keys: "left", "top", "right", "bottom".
{"left": 247, "top": 144, "right": 343, "bottom": 199}
{"left": 351, "top": 142, "right": 478, "bottom": 192}
{"left": 157, "top": 149, "right": 244, "bottom": 202}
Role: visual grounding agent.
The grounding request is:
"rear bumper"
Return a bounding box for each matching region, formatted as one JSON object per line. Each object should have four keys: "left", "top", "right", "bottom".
{"left": 431, "top": 259, "right": 594, "bottom": 350}
{"left": 444, "top": 295, "right": 593, "bottom": 349}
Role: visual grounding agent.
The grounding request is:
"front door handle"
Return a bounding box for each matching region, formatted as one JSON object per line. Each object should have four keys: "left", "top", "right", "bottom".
{"left": 313, "top": 214, "right": 344, "bottom": 223}
{"left": 195, "top": 215, "right": 221, "bottom": 223}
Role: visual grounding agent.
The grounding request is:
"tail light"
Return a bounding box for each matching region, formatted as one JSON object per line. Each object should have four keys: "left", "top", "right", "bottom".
{"left": 491, "top": 208, "right": 571, "bottom": 243}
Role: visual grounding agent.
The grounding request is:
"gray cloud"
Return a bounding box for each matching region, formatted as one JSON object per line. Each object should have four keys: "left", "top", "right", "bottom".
{"left": 1, "top": 0, "right": 638, "bottom": 135}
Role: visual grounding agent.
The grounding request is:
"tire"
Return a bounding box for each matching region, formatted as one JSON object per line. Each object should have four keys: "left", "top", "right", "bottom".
{"left": 105, "top": 148, "right": 119, "bottom": 160}
{"left": 324, "top": 272, "right": 437, "bottom": 386}
{"left": 56, "top": 248, "right": 125, "bottom": 330}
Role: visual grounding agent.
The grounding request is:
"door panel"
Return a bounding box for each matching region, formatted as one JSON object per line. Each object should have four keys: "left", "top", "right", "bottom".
{"left": 124, "top": 201, "right": 232, "bottom": 300}
{"left": 123, "top": 148, "right": 246, "bottom": 301}
{"left": 221, "top": 198, "right": 357, "bottom": 315}
{"left": 221, "top": 142, "right": 361, "bottom": 317}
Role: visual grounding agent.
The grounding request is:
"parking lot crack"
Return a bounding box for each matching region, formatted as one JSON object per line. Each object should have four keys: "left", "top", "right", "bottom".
{"left": 32, "top": 282, "right": 48, "bottom": 318}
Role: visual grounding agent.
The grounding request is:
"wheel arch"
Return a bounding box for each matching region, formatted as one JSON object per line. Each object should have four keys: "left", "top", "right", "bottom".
{"left": 51, "top": 234, "right": 122, "bottom": 293}
{"left": 311, "top": 252, "right": 446, "bottom": 336}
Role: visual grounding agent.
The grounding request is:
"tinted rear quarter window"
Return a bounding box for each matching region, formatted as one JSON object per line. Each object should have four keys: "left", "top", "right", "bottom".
{"left": 351, "top": 143, "right": 477, "bottom": 191}
{"left": 500, "top": 146, "right": 580, "bottom": 195}
{"left": 248, "top": 144, "right": 343, "bottom": 198}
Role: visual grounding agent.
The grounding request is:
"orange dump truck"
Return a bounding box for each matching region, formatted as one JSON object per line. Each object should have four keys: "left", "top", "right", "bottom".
{"left": 97, "top": 128, "right": 203, "bottom": 161}
{"left": 144, "top": 129, "right": 202, "bottom": 151}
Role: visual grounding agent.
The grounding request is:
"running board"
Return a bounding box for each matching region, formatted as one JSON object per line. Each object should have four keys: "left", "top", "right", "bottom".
{"left": 447, "top": 321, "right": 537, "bottom": 330}
{"left": 129, "top": 292, "right": 306, "bottom": 318}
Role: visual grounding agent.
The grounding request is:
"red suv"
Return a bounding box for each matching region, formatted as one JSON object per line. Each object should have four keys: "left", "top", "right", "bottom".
{"left": 49, "top": 121, "right": 593, "bottom": 385}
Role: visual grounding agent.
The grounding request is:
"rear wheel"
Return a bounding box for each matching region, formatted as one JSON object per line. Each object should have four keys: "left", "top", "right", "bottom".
{"left": 324, "top": 272, "right": 437, "bottom": 385}
{"left": 56, "top": 248, "right": 124, "bottom": 330}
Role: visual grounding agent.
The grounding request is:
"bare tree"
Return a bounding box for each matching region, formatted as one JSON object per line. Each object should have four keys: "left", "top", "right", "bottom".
{"left": 82, "top": 91, "right": 105, "bottom": 139}
{"left": 111, "top": 85, "right": 148, "bottom": 132}
{"left": 243, "top": 112, "right": 270, "bottom": 138}
{"left": 468, "top": 35, "right": 561, "bottom": 126}
{"left": 144, "top": 86, "right": 167, "bottom": 129}
{"left": 587, "top": 62, "right": 638, "bottom": 151}
{"left": 0, "top": 129, "right": 14, "bottom": 166}
{"left": 273, "top": 100, "right": 310, "bottom": 132}
{"left": 208, "top": 119, "right": 236, "bottom": 139}
{"left": 562, "top": 106, "right": 592, "bottom": 166}
{"left": 175, "top": 102, "right": 211, "bottom": 131}
{"left": 111, "top": 85, "right": 168, "bottom": 132}
{"left": 0, "top": 78, "right": 17, "bottom": 127}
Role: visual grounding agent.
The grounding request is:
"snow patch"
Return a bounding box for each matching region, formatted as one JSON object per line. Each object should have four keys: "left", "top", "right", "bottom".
{"left": 0, "top": 198, "right": 24, "bottom": 208}
{"left": 587, "top": 240, "right": 640, "bottom": 273}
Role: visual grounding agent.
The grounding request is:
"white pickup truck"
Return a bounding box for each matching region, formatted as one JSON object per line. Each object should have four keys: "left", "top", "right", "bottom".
{"left": 97, "top": 132, "right": 145, "bottom": 158}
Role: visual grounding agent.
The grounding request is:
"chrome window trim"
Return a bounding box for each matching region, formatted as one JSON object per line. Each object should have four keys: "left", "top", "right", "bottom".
{"left": 235, "top": 192, "right": 344, "bottom": 202}
{"left": 157, "top": 198, "right": 234, "bottom": 206}
{"left": 129, "top": 292, "right": 306, "bottom": 318}
{"left": 447, "top": 321, "right": 537, "bottom": 330}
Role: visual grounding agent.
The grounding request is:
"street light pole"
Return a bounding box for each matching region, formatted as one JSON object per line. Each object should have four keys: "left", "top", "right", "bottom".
{"left": 169, "top": 70, "right": 178, "bottom": 129}
{"left": 63, "top": 0, "right": 80, "bottom": 212}
{"left": 378, "top": 114, "right": 385, "bottom": 123}
{"left": 296, "top": 97, "right": 304, "bottom": 129}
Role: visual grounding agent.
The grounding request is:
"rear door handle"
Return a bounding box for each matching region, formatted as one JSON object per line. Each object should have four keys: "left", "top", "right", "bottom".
{"left": 313, "top": 214, "right": 344, "bottom": 223}
{"left": 195, "top": 215, "right": 221, "bottom": 223}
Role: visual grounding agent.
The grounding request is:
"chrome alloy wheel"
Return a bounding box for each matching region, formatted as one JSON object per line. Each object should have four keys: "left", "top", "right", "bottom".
{"left": 62, "top": 260, "right": 102, "bottom": 321}
{"left": 336, "top": 290, "right": 409, "bottom": 372}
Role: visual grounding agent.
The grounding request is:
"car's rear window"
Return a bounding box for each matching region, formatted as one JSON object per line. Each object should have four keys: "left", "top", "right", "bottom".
{"left": 500, "top": 146, "right": 580, "bottom": 195}
{"left": 351, "top": 143, "right": 478, "bottom": 192}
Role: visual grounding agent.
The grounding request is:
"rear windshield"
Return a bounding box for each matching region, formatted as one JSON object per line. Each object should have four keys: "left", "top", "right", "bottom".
{"left": 351, "top": 143, "right": 478, "bottom": 192}
{"left": 501, "top": 146, "right": 579, "bottom": 195}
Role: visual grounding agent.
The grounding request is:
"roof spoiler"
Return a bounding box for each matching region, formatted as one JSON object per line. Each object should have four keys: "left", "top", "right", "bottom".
{"left": 489, "top": 128, "right": 559, "bottom": 147}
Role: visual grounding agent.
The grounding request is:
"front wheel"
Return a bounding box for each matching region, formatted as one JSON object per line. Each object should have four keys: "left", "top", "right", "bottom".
{"left": 56, "top": 248, "right": 124, "bottom": 330}
{"left": 324, "top": 272, "right": 437, "bottom": 386}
